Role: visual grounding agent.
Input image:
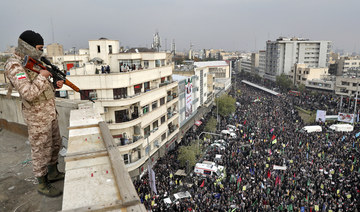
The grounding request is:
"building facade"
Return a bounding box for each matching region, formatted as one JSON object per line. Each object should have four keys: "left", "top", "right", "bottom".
{"left": 258, "top": 50, "right": 266, "bottom": 77}
{"left": 46, "top": 43, "right": 64, "bottom": 57}
{"left": 58, "top": 39, "right": 179, "bottom": 178}
{"left": 264, "top": 37, "right": 331, "bottom": 81}
{"left": 289, "top": 63, "right": 329, "bottom": 86}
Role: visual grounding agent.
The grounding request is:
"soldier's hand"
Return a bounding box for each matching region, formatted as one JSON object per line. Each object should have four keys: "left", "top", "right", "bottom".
{"left": 56, "top": 80, "right": 64, "bottom": 89}
{"left": 40, "top": 69, "right": 52, "bottom": 78}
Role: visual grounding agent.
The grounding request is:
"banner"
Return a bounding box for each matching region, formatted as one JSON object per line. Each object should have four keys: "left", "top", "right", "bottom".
{"left": 148, "top": 164, "right": 157, "bottom": 194}
{"left": 185, "top": 78, "right": 193, "bottom": 118}
{"left": 316, "top": 110, "right": 326, "bottom": 122}
{"left": 338, "top": 112, "right": 355, "bottom": 123}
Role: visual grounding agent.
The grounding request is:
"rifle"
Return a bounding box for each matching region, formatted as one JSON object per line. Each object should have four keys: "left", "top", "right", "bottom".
{"left": 22, "top": 55, "right": 95, "bottom": 103}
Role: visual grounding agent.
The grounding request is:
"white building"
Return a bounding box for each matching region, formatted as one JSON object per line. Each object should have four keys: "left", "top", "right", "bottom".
{"left": 194, "top": 61, "right": 231, "bottom": 92}
{"left": 258, "top": 50, "right": 266, "bottom": 77}
{"left": 58, "top": 39, "right": 179, "bottom": 178}
{"left": 265, "top": 37, "right": 331, "bottom": 81}
{"left": 173, "top": 66, "right": 210, "bottom": 127}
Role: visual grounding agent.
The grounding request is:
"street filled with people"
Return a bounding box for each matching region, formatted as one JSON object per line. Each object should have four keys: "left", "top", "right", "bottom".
{"left": 134, "top": 73, "right": 360, "bottom": 211}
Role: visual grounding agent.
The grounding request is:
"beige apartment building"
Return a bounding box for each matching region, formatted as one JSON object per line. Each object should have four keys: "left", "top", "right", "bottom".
{"left": 46, "top": 43, "right": 64, "bottom": 57}
{"left": 57, "top": 39, "right": 179, "bottom": 178}
{"left": 289, "top": 63, "right": 329, "bottom": 86}
{"left": 335, "top": 75, "right": 360, "bottom": 97}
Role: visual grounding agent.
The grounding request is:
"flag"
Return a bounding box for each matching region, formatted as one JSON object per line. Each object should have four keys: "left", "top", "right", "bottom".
{"left": 272, "top": 139, "right": 277, "bottom": 144}
{"left": 200, "top": 179, "right": 205, "bottom": 187}
{"left": 270, "top": 128, "right": 274, "bottom": 133}
{"left": 271, "top": 135, "right": 276, "bottom": 141}
{"left": 236, "top": 176, "right": 242, "bottom": 189}
{"left": 267, "top": 170, "right": 271, "bottom": 178}
{"left": 148, "top": 165, "right": 157, "bottom": 194}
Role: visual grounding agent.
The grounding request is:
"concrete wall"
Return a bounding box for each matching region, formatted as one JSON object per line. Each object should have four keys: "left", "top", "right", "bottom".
{"left": 0, "top": 92, "right": 82, "bottom": 139}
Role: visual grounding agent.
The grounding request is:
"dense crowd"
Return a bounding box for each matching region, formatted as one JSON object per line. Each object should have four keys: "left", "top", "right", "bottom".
{"left": 134, "top": 73, "right": 360, "bottom": 211}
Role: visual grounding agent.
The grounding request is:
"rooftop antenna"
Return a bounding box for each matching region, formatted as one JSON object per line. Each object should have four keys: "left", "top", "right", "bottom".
{"left": 151, "top": 30, "right": 161, "bottom": 52}
{"left": 51, "top": 17, "right": 55, "bottom": 43}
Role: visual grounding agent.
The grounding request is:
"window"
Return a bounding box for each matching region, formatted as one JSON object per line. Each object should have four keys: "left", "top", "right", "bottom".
{"left": 134, "top": 84, "right": 142, "bottom": 94}
{"left": 81, "top": 90, "right": 96, "bottom": 101}
{"left": 97, "top": 45, "right": 101, "bottom": 53}
{"left": 144, "top": 81, "right": 150, "bottom": 92}
{"left": 161, "top": 60, "right": 165, "bottom": 66}
{"left": 160, "top": 97, "right": 165, "bottom": 106}
{"left": 115, "top": 110, "right": 128, "bottom": 123}
{"left": 144, "top": 60, "right": 149, "bottom": 69}
{"left": 153, "top": 140, "right": 159, "bottom": 148}
{"left": 144, "top": 126, "right": 150, "bottom": 138}
{"left": 152, "top": 101, "right": 158, "bottom": 110}
{"left": 161, "top": 133, "right": 166, "bottom": 141}
{"left": 123, "top": 154, "right": 131, "bottom": 164}
{"left": 142, "top": 105, "right": 149, "bottom": 115}
{"left": 109, "top": 45, "right": 112, "bottom": 54}
{"left": 153, "top": 120, "right": 159, "bottom": 130}
{"left": 155, "top": 60, "right": 160, "bottom": 67}
{"left": 161, "top": 115, "right": 166, "bottom": 124}
{"left": 113, "top": 88, "right": 127, "bottom": 99}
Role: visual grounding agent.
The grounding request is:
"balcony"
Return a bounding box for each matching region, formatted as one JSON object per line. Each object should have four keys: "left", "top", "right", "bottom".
{"left": 99, "top": 81, "right": 178, "bottom": 107}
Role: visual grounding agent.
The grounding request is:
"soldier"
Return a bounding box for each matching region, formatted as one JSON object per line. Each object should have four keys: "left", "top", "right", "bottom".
{"left": 4, "top": 30, "right": 65, "bottom": 197}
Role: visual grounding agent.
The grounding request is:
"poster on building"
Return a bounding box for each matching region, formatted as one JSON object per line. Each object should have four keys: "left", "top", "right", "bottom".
{"left": 185, "top": 78, "right": 193, "bottom": 118}
{"left": 338, "top": 112, "right": 355, "bottom": 123}
{"left": 316, "top": 110, "right": 326, "bottom": 122}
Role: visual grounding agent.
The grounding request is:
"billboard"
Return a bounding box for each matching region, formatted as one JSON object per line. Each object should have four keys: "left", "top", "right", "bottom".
{"left": 316, "top": 110, "right": 326, "bottom": 122}
{"left": 185, "top": 78, "right": 193, "bottom": 118}
{"left": 338, "top": 112, "right": 355, "bottom": 123}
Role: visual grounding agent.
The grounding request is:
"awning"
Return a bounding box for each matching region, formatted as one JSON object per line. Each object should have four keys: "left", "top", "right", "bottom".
{"left": 194, "top": 120, "right": 202, "bottom": 126}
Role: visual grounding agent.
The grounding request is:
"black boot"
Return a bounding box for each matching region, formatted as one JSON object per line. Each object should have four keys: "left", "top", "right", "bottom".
{"left": 37, "top": 175, "right": 62, "bottom": 197}
{"left": 47, "top": 163, "right": 65, "bottom": 182}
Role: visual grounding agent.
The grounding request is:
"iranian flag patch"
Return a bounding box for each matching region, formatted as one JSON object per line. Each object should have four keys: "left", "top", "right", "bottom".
{"left": 16, "top": 73, "right": 27, "bottom": 80}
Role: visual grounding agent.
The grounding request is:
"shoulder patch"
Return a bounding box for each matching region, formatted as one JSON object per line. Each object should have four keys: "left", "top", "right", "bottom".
{"left": 16, "top": 72, "right": 27, "bottom": 80}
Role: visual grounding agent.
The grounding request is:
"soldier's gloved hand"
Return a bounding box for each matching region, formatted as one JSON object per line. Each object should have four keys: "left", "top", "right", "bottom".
{"left": 40, "top": 69, "right": 52, "bottom": 78}
{"left": 56, "top": 80, "right": 64, "bottom": 89}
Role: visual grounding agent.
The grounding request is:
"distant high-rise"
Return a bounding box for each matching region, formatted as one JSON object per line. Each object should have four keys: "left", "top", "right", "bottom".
{"left": 264, "top": 37, "right": 331, "bottom": 81}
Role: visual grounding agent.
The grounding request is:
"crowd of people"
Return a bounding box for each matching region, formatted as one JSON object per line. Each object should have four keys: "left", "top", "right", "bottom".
{"left": 134, "top": 73, "right": 360, "bottom": 211}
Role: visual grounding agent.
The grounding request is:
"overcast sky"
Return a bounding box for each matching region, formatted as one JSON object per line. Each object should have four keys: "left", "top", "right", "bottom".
{"left": 1, "top": 0, "right": 359, "bottom": 53}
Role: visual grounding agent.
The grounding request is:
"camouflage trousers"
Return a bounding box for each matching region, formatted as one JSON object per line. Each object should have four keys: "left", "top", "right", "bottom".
{"left": 27, "top": 117, "right": 62, "bottom": 177}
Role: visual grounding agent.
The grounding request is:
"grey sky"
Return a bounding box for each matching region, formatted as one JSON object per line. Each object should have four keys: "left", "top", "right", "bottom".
{"left": 1, "top": 0, "right": 359, "bottom": 53}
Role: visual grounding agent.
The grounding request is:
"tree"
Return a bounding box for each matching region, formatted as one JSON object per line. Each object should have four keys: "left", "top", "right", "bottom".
{"left": 298, "top": 84, "right": 306, "bottom": 93}
{"left": 276, "top": 73, "right": 293, "bottom": 92}
{"left": 216, "top": 95, "right": 236, "bottom": 117}
{"left": 204, "top": 117, "right": 217, "bottom": 133}
{"left": 177, "top": 145, "right": 196, "bottom": 168}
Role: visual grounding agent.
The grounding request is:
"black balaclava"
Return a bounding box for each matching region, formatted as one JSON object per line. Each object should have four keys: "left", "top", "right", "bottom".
{"left": 16, "top": 30, "right": 44, "bottom": 60}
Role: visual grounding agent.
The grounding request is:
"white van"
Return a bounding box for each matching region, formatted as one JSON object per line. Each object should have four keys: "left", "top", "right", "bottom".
{"left": 221, "top": 130, "right": 237, "bottom": 139}
{"left": 301, "top": 125, "right": 322, "bottom": 133}
{"left": 329, "top": 124, "right": 353, "bottom": 132}
{"left": 194, "top": 163, "right": 224, "bottom": 177}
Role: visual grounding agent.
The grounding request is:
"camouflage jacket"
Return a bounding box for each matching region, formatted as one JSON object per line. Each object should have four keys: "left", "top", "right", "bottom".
{"left": 4, "top": 54, "right": 57, "bottom": 123}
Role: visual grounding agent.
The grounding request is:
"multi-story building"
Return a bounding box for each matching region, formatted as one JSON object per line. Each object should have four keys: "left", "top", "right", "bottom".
{"left": 194, "top": 61, "right": 231, "bottom": 92}
{"left": 240, "top": 56, "right": 252, "bottom": 73}
{"left": 58, "top": 39, "right": 179, "bottom": 178}
{"left": 305, "top": 76, "right": 335, "bottom": 93}
{"left": 264, "top": 37, "right": 331, "bottom": 81}
{"left": 289, "top": 63, "right": 329, "bottom": 86}
{"left": 251, "top": 53, "right": 259, "bottom": 73}
{"left": 335, "top": 74, "right": 360, "bottom": 97}
{"left": 258, "top": 50, "right": 266, "bottom": 77}
{"left": 173, "top": 65, "right": 211, "bottom": 127}
{"left": 335, "top": 56, "right": 360, "bottom": 76}
{"left": 46, "top": 43, "right": 64, "bottom": 57}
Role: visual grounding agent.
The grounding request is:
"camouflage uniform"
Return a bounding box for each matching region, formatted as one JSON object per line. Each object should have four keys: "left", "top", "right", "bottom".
{"left": 5, "top": 50, "right": 62, "bottom": 177}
